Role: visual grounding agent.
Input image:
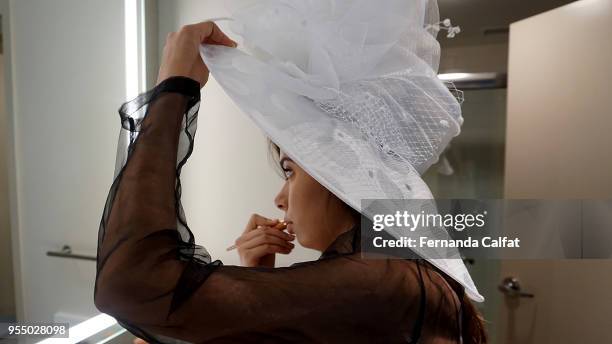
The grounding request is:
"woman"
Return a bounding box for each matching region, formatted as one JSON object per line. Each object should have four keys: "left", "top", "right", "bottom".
{"left": 94, "top": 20, "right": 487, "bottom": 344}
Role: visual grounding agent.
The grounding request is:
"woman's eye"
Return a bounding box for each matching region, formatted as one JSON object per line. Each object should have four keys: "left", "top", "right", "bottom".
{"left": 282, "top": 167, "right": 293, "bottom": 179}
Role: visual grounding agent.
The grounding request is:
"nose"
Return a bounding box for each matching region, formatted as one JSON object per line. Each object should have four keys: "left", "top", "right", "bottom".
{"left": 274, "top": 181, "right": 289, "bottom": 211}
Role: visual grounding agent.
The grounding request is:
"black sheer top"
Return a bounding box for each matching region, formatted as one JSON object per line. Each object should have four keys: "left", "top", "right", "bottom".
{"left": 94, "top": 76, "right": 465, "bottom": 344}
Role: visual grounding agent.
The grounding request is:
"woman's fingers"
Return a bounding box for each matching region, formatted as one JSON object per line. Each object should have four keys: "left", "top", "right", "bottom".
{"left": 239, "top": 242, "right": 291, "bottom": 266}
{"left": 237, "top": 225, "right": 294, "bottom": 245}
{"left": 237, "top": 214, "right": 294, "bottom": 266}
{"left": 187, "top": 21, "right": 237, "bottom": 47}
{"left": 242, "top": 243, "right": 293, "bottom": 264}
{"left": 156, "top": 20, "right": 236, "bottom": 88}
{"left": 249, "top": 243, "right": 293, "bottom": 257}
{"left": 239, "top": 228, "right": 295, "bottom": 250}
{"left": 242, "top": 213, "right": 280, "bottom": 235}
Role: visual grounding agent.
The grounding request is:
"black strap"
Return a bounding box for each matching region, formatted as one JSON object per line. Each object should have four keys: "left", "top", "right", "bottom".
{"left": 456, "top": 285, "right": 465, "bottom": 344}
{"left": 408, "top": 259, "right": 427, "bottom": 344}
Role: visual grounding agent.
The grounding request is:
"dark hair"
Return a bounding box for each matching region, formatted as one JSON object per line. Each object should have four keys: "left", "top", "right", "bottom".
{"left": 461, "top": 289, "right": 488, "bottom": 343}
{"left": 266, "top": 137, "right": 487, "bottom": 343}
{"left": 266, "top": 137, "right": 287, "bottom": 180}
{"left": 421, "top": 259, "right": 488, "bottom": 344}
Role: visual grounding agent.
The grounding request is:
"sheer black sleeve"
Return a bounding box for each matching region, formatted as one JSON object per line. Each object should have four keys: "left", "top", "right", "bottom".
{"left": 93, "top": 76, "right": 462, "bottom": 344}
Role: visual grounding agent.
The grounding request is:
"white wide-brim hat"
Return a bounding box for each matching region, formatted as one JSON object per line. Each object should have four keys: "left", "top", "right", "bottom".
{"left": 200, "top": 0, "right": 483, "bottom": 302}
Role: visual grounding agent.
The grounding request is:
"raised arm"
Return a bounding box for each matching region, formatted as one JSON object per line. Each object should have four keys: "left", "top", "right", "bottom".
{"left": 93, "top": 75, "right": 460, "bottom": 344}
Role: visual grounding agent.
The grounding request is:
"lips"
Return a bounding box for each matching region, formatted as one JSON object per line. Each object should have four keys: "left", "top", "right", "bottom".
{"left": 286, "top": 222, "right": 294, "bottom": 234}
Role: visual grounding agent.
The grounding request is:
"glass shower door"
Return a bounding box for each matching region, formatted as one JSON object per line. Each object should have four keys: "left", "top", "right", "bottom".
{"left": 423, "top": 85, "right": 508, "bottom": 342}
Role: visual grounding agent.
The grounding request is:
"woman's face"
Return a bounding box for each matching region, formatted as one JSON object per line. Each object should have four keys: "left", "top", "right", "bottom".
{"left": 273, "top": 151, "right": 356, "bottom": 252}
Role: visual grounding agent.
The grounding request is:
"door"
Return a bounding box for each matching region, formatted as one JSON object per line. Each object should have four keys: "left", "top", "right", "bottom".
{"left": 500, "top": 0, "right": 612, "bottom": 342}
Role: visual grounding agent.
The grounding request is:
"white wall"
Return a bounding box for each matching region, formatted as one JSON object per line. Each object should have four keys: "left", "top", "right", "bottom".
{"left": 156, "top": 0, "right": 319, "bottom": 266}
{"left": 8, "top": 0, "right": 125, "bottom": 323}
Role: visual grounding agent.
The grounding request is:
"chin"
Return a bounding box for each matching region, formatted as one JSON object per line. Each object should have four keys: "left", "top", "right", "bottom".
{"left": 295, "top": 234, "right": 306, "bottom": 247}
{"left": 297, "top": 235, "right": 322, "bottom": 251}
{"left": 295, "top": 234, "right": 312, "bottom": 249}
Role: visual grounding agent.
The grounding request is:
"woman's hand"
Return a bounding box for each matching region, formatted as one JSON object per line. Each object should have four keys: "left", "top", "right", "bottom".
{"left": 156, "top": 21, "right": 237, "bottom": 88}
{"left": 235, "top": 214, "right": 296, "bottom": 267}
